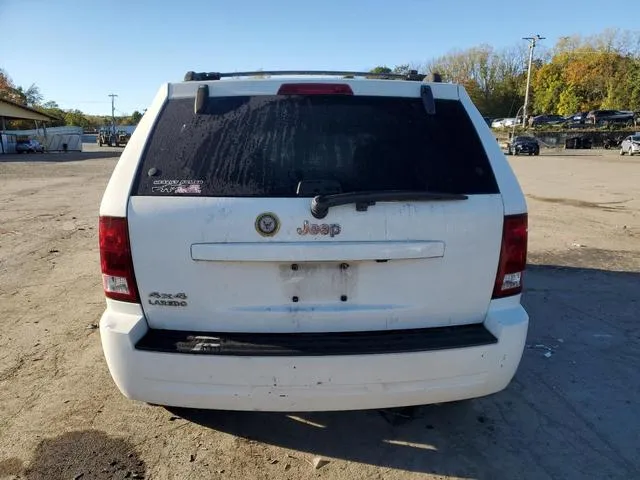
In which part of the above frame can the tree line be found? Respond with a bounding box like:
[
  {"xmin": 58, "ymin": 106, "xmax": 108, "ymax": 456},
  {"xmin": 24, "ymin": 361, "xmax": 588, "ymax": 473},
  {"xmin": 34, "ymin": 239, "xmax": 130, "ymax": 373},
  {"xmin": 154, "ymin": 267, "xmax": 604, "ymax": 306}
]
[
  {"xmin": 374, "ymin": 29, "xmax": 640, "ymax": 118},
  {"xmin": 0, "ymin": 69, "xmax": 143, "ymax": 129},
  {"xmin": 2, "ymin": 28, "xmax": 639, "ymax": 127}
]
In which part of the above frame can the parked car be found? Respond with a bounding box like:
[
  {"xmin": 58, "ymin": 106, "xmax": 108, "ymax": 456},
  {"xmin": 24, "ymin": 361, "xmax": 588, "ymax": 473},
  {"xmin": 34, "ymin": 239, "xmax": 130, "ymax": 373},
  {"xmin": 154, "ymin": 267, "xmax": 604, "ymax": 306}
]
[
  {"xmin": 560, "ymin": 112, "xmax": 589, "ymax": 128},
  {"xmin": 567, "ymin": 112, "xmax": 588, "ymax": 123},
  {"xmin": 619, "ymin": 134, "xmax": 640, "ymax": 156},
  {"xmin": 491, "ymin": 117, "xmax": 521, "ymax": 128},
  {"xmin": 15, "ymin": 139, "xmax": 44, "ymax": 153},
  {"xmin": 502, "ymin": 117, "xmax": 521, "ymax": 128},
  {"xmin": 98, "ymin": 69, "xmax": 529, "ymax": 412},
  {"xmin": 530, "ymin": 114, "xmax": 564, "ymax": 126},
  {"xmin": 507, "ymin": 136, "xmax": 539, "ymax": 156},
  {"xmin": 586, "ymin": 110, "xmax": 634, "ymax": 125}
]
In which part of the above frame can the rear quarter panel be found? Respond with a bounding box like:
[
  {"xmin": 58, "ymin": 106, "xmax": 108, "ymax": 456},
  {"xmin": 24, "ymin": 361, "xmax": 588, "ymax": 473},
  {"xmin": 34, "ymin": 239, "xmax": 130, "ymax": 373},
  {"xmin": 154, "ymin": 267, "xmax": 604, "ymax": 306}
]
[
  {"xmin": 100, "ymin": 84, "xmax": 169, "ymax": 217},
  {"xmin": 458, "ymin": 86, "xmax": 527, "ymax": 216}
]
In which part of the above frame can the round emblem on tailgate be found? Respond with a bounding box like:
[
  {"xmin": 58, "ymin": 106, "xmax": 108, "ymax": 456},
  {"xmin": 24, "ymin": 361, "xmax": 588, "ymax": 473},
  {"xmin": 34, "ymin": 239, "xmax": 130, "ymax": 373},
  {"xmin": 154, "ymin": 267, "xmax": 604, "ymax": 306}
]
[{"xmin": 255, "ymin": 212, "xmax": 280, "ymax": 237}]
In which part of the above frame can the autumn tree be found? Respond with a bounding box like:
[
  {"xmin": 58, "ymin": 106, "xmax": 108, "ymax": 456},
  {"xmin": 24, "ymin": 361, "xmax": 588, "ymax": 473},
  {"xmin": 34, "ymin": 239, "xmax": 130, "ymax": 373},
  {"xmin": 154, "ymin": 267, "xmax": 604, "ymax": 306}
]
[
  {"xmin": 0, "ymin": 69, "xmax": 23, "ymax": 104},
  {"xmin": 424, "ymin": 45, "xmax": 529, "ymax": 117},
  {"xmin": 533, "ymin": 49, "xmax": 640, "ymax": 114},
  {"xmin": 533, "ymin": 29, "xmax": 640, "ymax": 114}
]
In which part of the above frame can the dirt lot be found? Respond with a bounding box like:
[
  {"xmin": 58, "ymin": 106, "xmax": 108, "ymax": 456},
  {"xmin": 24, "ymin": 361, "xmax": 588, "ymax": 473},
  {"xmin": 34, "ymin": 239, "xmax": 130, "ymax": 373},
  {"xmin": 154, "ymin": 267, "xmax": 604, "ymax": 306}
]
[{"xmin": 1, "ymin": 148, "xmax": 639, "ymax": 480}]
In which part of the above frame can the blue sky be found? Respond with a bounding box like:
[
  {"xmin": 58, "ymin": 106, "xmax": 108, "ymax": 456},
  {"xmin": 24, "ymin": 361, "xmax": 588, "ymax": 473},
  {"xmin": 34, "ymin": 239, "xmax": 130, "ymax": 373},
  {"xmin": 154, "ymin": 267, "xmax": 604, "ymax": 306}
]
[{"xmin": 1, "ymin": 0, "xmax": 637, "ymax": 115}]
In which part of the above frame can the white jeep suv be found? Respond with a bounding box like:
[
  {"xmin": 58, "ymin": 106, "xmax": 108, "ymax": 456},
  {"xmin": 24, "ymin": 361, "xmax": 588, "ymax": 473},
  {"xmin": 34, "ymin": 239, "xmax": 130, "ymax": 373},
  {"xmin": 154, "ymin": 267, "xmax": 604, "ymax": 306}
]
[{"xmin": 99, "ymin": 70, "xmax": 529, "ymax": 412}]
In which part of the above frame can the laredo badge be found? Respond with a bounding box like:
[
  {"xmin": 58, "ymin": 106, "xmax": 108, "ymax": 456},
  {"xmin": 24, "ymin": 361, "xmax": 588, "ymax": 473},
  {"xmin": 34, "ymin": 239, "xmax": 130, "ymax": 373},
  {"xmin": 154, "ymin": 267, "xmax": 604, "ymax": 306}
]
[
  {"xmin": 255, "ymin": 212, "xmax": 280, "ymax": 237},
  {"xmin": 148, "ymin": 292, "xmax": 188, "ymax": 307}
]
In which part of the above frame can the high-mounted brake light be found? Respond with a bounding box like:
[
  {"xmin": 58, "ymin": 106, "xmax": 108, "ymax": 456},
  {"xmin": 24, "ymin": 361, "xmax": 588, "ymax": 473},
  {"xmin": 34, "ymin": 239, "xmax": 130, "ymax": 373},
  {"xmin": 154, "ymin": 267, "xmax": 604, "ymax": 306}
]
[
  {"xmin": 277, "ymin": 83, "xmax": 353, "ymax": 95},
  {"xmin": 99, "ymin": 216, "xmax": 139, "ymax": 303},
  {"xmin": 492, "ymin": 214, "xmax": 528, "ymax": 298}
]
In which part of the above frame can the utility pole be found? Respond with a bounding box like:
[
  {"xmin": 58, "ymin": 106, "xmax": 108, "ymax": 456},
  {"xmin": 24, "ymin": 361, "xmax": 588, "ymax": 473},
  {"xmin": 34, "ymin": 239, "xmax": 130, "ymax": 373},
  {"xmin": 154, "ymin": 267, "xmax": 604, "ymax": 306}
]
[
  {"xmin": 522, "ymin": 35, "xmax": 545, "ymax": 127},
  {"xmin": 108, "ymin": 93, "xmax": 118, "ymax": 135}
]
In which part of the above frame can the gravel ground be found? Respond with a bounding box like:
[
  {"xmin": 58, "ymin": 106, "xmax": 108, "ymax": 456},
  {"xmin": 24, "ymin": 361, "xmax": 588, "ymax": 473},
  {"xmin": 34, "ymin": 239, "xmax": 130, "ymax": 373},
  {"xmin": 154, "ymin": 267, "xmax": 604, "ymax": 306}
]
[{"xmin": 0, "ymin": 148, "xmax": 638, "ymax": 480}]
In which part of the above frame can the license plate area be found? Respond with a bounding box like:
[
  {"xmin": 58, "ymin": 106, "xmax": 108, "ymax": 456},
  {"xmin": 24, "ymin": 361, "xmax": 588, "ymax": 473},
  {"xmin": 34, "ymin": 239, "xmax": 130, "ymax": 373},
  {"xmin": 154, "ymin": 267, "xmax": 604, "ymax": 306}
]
[{"xmin": 278, "ymin": 262, "xmax": 356, "ymax": 303}]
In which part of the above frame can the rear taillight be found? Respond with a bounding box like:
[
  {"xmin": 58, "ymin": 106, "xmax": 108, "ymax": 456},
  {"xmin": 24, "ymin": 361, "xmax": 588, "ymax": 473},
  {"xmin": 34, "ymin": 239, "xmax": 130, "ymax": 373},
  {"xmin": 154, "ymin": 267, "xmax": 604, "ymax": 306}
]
[
  {"xmin": 277, "ymin": 83, "xmax": 353, "ymax": 95},
  {"xmin": 99, "ymin": 216, "xmax": 139, "ymax": 303},
  {"xmin": 492, "ymin": 214, "xmax": 528, "ymax": 299}
]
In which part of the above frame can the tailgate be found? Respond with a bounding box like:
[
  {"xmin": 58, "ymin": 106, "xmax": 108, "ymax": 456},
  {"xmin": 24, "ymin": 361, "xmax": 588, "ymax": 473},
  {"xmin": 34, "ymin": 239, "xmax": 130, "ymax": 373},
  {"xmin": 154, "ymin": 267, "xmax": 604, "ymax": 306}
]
[{"xmin": 127, "ymin": 81, "xmax": 503, "ymax": 333}]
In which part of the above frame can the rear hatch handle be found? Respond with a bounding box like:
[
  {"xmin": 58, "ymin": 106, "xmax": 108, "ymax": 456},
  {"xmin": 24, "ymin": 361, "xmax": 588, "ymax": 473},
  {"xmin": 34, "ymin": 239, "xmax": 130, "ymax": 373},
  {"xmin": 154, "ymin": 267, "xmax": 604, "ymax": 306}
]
[{"xmin": 310, "ymin": 190, "xmax": 468, "ymax": 219}]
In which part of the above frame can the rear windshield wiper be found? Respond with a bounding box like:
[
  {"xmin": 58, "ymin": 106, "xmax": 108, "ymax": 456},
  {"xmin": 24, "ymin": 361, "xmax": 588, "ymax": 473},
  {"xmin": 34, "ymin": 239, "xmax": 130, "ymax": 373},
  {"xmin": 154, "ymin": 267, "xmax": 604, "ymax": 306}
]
[{"xmin": 310, "ymin": 190, "xmax": 468, "ymax": 219}]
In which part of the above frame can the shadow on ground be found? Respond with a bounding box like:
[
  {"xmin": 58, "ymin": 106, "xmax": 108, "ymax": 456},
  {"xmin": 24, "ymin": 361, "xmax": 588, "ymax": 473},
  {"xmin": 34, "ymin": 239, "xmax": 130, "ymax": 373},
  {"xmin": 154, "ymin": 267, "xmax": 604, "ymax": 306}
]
[
  {"xmin": 19, "ymin": 430, "xmax": 145, "ymax": 480},
  {"xmin": 169, "ymin": 263, "xmax": 639, "ymax": 479},
  {"xmin": 535, "ymin": 152, "xmax": 603, "ymax": 157},
  {"xmin": 0, "ymin": 151, "xmax": 121, "ymax": 163},
  {"xmin": 171, "ymin": 402, "xmax": 502, "ymax": 478}
]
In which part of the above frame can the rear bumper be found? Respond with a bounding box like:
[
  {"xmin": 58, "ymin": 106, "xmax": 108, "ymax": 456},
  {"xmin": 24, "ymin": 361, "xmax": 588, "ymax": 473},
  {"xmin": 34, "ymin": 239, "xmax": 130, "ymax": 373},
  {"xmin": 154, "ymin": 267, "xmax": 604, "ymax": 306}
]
[{"xmin": 100, "ymin": 303, "xmax": 528, "ymax": 411}]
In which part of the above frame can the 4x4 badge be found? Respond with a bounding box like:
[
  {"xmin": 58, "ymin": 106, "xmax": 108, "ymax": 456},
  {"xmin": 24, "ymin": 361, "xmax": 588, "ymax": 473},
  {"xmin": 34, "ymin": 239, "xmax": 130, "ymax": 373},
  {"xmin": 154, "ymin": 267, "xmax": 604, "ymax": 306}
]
[{"xmin": 255, "ymin": 212, "xmax": 280, "ymax": 237}]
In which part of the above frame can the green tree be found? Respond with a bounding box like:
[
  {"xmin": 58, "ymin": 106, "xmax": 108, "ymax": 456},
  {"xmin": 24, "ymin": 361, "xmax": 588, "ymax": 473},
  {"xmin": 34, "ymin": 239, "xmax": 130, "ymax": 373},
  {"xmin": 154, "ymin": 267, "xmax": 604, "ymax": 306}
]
[
  {"xmin": 130, "ymin": 110, "xmax": 143, "ymax": 124},
  {"xmin": 37, "ymin": 101, "xmax": 65, "ymax": 127},
  {"xmin": 557, "ymin": 84, "xmax": 580, "ymax": 115},
  {"xmin": 63, "ymin": 109, "xmax": 89, "ymax": 127},
  {"xmin": 369, "ymin": 66, "xmax": 392, "ymax": 74},
  {"xmin": 532, "ymin": 62, "xmax": 565, "ymax": 113}
]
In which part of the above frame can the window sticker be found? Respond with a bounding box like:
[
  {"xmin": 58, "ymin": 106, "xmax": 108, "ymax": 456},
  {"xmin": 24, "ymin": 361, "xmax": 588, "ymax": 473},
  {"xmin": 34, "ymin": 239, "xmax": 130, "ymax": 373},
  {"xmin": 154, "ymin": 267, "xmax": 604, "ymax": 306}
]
[{"xmin": 152, "ymin": 179, "xmax": 203, "ymax": 194}]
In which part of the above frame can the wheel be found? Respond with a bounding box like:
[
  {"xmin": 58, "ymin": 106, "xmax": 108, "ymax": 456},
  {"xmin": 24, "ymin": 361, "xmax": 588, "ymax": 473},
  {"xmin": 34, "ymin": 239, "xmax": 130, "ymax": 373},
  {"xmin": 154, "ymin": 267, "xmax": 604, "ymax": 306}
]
[
  {"xmin": 630, "ymin": 147, "xmax": 635, "ymax": 157},
  {"xmin": 534, "ymin": 150, "xmax": 539, "ymax": 156}
]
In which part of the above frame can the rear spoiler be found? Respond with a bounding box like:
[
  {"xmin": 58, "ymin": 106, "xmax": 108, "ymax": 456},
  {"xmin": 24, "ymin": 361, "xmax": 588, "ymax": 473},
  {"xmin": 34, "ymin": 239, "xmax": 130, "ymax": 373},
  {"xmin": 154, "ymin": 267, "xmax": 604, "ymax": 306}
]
[{"xmin": 189, "ymin": 71, "xmax": 442, "ymax": 115}]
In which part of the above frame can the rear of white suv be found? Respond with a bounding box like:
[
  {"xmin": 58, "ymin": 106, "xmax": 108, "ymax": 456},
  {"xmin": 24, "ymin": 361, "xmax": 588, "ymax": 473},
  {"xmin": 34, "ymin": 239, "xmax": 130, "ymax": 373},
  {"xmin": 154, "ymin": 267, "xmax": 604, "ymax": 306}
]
[{"xmin": 99, "ymin": 71, "xmax": 528, "ymax": 411}]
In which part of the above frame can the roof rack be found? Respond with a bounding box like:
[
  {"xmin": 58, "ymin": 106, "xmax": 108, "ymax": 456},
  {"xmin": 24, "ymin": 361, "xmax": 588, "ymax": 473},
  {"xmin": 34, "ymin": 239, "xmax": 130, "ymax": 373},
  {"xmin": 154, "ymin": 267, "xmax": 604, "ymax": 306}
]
[{"xmin": 183, "ymin": 70, "xmax": 431, "ymax": 82}]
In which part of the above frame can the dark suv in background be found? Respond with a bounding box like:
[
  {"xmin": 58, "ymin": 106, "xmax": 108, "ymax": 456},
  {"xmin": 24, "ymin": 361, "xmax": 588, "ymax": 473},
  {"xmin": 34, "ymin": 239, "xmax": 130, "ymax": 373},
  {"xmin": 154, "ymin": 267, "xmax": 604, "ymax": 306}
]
[
  {"xmin": 586, "ymin": 110, "xmax": 634, "ymax": 125},
  {"xmin": 508, "ymin": 136, "xmax": 539, "ymax": 156}
]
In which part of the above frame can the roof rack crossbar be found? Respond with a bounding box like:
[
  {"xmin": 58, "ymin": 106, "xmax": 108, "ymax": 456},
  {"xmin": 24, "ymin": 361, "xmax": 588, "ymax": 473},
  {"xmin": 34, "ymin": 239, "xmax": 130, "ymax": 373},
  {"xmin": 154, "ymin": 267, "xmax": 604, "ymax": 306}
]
[{"xmin": 184, "ymin": 70, "xmax": 427, "ymax": 82}]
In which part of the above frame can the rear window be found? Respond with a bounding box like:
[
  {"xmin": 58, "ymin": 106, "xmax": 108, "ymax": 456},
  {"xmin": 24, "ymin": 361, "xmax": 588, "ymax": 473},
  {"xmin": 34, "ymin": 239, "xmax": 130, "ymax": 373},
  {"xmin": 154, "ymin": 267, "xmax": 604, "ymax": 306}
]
[{"xmin": 133, "ymin": 95, "xmax": 498, "ymax": 197}]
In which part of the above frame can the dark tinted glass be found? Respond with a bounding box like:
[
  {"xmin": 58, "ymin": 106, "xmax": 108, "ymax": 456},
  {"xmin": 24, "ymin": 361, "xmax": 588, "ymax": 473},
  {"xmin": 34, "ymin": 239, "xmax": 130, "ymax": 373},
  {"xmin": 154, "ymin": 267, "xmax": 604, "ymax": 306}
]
[{"xmin": 134, "ymin": 95, "xmax": 498, "ymax": 196}]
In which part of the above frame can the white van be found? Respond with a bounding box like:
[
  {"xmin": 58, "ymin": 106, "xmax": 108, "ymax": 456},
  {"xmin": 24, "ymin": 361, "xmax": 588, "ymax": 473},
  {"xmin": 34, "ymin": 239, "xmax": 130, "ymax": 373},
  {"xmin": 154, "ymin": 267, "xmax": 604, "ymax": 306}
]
[{"xmin": 99, "ymin": 70, "xmax": 529, "ymax": 412}]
